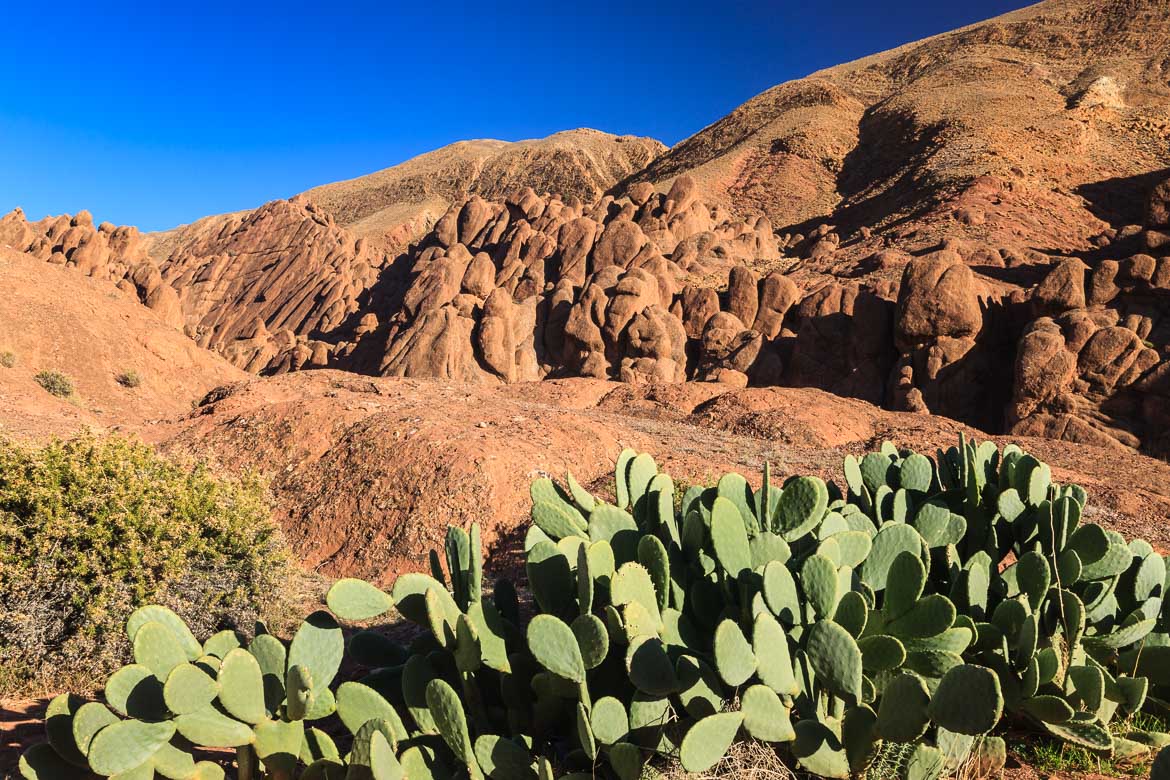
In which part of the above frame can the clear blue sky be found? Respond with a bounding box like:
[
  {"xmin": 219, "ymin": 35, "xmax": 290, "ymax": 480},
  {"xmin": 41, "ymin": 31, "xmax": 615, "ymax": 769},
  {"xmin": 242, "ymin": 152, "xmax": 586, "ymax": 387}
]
[{"xmin": 0, "ymin": 0, "xmax": 1029, "ymax": 232}]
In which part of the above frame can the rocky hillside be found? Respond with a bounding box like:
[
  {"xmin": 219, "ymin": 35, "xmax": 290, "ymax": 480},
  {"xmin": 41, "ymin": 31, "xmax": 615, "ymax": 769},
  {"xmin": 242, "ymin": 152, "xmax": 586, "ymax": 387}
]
[
  {"xmin": 0, "ymin": 246, "xmax": 245, "ymax": 439},
  {"xmin": 156, "ymin": 370, "xmax": 1170, "ymax": 581},
  {"xmin": 147, "ymin": 129, "xmax": 664, "ymax": 259},
  {"xmin": 300, "ymin": 129, "xmax": 666, "ymax": 243},
  {"xmin": 625, "ymin": 0, "xmax": 1170, "ymax": 263}
]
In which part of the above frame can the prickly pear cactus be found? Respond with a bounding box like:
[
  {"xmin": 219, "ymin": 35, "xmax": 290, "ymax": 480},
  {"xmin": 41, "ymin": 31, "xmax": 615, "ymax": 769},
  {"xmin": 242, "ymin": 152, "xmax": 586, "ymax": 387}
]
[{"xmin": 19, "ymin": 440, "xmax": 1170, "ymax": 779}]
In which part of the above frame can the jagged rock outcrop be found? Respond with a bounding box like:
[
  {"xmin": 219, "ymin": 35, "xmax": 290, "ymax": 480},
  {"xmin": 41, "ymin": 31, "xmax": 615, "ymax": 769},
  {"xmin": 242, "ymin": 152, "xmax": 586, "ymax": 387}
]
[
  {"xmin": 0, "ymin": 207, "xmax": 183, "ymax": 328},
  {"xmin": 336, "ymin": 176, "xmax": 786, "ymax": 385},
  {"xmin": 155, "ymin": 196, "xmax": 386, "ymax": 373},
  {"xmin": 1010, "ymin": 238, "xmax": 1170, "ymax": 456}
]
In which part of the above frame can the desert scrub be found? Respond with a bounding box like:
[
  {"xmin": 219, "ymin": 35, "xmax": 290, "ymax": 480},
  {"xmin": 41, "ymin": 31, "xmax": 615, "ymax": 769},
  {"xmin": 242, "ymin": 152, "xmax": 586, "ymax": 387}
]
[
  {"xmin": 33, "ymin": 369, "xmax": 73, "ymax": 397},
  {"xmin": 0, "ymin": 350, "xmax": 15, "ymax": 368},
  {"xmin": 0, "ymin": 434, "xmax": 291, "ymax": 695},
  {"xmin": 115, "ymin": 369, "xmax": 142, "ymax": 388}
]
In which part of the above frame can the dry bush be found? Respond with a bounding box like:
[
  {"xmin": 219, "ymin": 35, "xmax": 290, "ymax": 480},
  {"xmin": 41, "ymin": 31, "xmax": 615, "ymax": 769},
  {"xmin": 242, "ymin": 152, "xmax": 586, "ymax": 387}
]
[{"xmin": 0, "ymin": 434, "xmax": 294, "ymax": 696}]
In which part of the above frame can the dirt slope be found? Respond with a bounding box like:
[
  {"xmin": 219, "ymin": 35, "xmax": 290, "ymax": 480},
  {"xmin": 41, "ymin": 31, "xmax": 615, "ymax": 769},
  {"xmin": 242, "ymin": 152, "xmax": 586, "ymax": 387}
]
[
  {"xmin": 156, "ymin": 371, "xmax": 1170, "ymax": 584},
  {"xmin": 0, "ymin": 247, "xmax": 245, "ymax": 439},
  {"xmin": 626, "ymin": 0, "xmax": 1170, "ymax": 260}
]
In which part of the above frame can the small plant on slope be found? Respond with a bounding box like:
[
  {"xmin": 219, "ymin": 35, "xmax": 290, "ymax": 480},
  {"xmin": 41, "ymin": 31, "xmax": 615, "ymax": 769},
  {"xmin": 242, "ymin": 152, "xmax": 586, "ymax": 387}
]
[
  {"xmin": 16, "ymin": 435, "xmax": 1170, "ymax": 779},
  {"xmin": 115, "ymin": 369, "xmax": 142, "ymax": 388},
  {"xmin": 33, "ymin": 369, "xmax": 73, "ymax": 397}
]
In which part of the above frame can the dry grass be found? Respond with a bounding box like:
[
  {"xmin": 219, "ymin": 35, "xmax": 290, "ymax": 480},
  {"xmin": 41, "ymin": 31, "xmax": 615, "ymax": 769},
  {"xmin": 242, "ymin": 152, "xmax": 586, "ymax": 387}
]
[{"xmin": 658, "ymin": 740, "xmax": 797, "ymax": 780}]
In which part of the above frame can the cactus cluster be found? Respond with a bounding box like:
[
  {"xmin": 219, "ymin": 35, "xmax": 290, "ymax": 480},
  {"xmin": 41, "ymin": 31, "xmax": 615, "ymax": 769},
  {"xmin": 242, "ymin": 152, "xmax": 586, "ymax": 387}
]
[{"xmin": 18, "ymin": 436, "xmax": 1170, "ymax": 779}]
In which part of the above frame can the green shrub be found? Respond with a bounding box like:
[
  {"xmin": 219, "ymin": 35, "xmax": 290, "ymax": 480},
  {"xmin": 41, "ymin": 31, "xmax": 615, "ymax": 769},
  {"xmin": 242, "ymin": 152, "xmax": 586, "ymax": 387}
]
[
  {"xmin": 115, "ymin": 369, "xmax": 142, "ymax": 388},
  {"xmin": 0, "ymin": 435, "xmax": 291, "ymax": 696},
  {"xmin": 33, "ymin": 369, "xmax": 73, "ymax": 397},
  {"xmin": 0, "ymin": 350, "xmax": 15, "ymax": 368},
  {"xmin": 15, "ymin": 436, "xmax": 1170, "ymax": 780}
]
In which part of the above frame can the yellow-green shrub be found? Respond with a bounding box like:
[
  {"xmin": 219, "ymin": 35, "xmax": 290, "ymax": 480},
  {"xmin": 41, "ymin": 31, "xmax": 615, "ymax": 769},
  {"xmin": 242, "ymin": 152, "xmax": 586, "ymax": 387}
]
[{"xmin": 0, "ymin": 435, "xmax": 291, "ymax": 694}]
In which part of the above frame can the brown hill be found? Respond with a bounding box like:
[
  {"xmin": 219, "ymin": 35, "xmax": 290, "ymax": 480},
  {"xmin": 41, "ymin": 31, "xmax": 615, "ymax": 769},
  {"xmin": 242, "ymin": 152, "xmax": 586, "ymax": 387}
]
[
  {"xmin": 301, "ymin": 129, "xmax": 666, "ymax": 243},
  {"xmin": 625, "ymin": 0, "xmax": 1170, "ymax": 263},
  {"xmin": 0, "ymin": 247, "xmax": 245, "ymax": 439},
  {"xmin": 155, "ymin": 370, "xmax": 1170, "ymax": 583},
  {"xmin": 148, "ymin": 129, "xmax": 665, "ymax": 259}
]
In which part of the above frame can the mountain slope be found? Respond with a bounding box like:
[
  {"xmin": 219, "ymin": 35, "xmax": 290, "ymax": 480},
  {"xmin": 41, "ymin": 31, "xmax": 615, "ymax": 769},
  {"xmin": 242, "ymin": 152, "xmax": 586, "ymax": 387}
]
[
  {"xmin": 148, "ymin": 129, "xmax": 665, "ymax": 259},
  {"xmin": 0, "ymin": 247, "xmax": 245, "ymax": 439},
  {"xmin": 301, "ymin": 129, "xmax": 666, "ymax": 244},
  {"xmin": 626, "ymin": 0, "xmax": 1170, "ymax": 260}
]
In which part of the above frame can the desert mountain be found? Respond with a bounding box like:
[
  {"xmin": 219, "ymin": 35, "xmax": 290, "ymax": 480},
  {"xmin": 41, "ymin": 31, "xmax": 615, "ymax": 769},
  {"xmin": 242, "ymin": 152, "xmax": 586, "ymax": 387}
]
[
  {"xmin": 626, "ymin": 0, "xmax": 1170, "ymax": 262},
  {"xmin": 3, "ymin": 0, "xmax": 1170, "ymax": 465},
  {"xmin": 0, "ymin": 245, "xmax": 244, "ymax": 439}
]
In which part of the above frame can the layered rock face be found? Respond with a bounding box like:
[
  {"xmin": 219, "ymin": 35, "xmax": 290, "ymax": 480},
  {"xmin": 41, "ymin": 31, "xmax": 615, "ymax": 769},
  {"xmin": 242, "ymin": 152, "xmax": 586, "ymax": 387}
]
[{"xmin": 155, "ymin": 197, "xmax": 386, "ymax": 373}]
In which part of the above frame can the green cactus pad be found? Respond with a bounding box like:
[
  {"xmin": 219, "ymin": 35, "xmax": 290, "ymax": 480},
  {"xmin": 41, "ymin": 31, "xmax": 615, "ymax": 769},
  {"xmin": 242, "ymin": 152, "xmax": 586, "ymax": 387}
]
[
  {"xmin": 611, "ymin": 562, "xmax": 662, "ymax": 627},
  {"xmin": 133, "ymin": 620, "xmax": 188, "ymax": 682},
  {"xmin": 762, "ymin": 560, "xmax": 801, "ymax": 625},
  {"xmin": 337, "ymin": 682, "xmax": 408, "ymax": 743},
  {"xmin": 1041, "ymin": 713, "xmax": 1114, "ymax": 751},
  {"xmin": 776, "ymin": 476, "xmax": 829, "ymax": 540},
  {"xmin": 326, "ymin": 578, "xmax": 395, "ymax": 621},
  {"xmin": 566, "ymin": 470, "xmax": 596, "ymax": 513},
  {"xmin": 679, "ymin": 712, "xmax": 743, "ymax": 773},
  {"xmin": 427, "ymin": 679, "xmax": 481, "ymax": 777},
  {"xmin": 929, "ymin": 664, "xmax": 1003, "ymax": 735},
  {"xmin": 711, "ymin": 496, "xmax": 752, "ymax": 576},
  {"xmin": 806, "ymin": 620, "xmax": 862, "ymax": 702},
  {"xmin": 288, "ymin": 611, "xmax": 344, "ymax": 694},
  {"xmin": 899, "ymin": 452, "xmax": 934, "ymax": 492},
  {"xmin": 105, "ymin": 664, "xmax": 166, "ymax": 720},
  {"xmin": 202, "ymin": 629, "xmax": 244, "ymax": 659},
  {"xmin": 877, "ymin": 672, "xmax": 931, "ymax": 742},
  {"xmin": 714, "ymin": 619, "xmax": 757, "ymax": 687},
  {"xmin": 254, "ymin": 718, "xmax": 305, "ymax": 776},
  {"xmin": 677, "ymin": 655, "xmax": 726, "ymax": 719},
  {"xmin": 792, "ymin": 718, "xmax": 850, "ymax": 779},
  {"xmin": 162, "ymin": 662, "xmax": 218, "ymax": 716},
  {"xmin": 904, "ymin": 744, "xmax": 946, "ymax": 780},
  {"xmin": 801, "ymin": 553, "xmax": 840, "ymax": 619},
  {"xmin": 215, "ymin": 648, "xmax": 266, "ymax": 724},
  {"xmin": 70, "ymin": 701, "xmax": 119, "ymax": 757},
  {"xmin": 750, "ymin": 531, "xmax": 792, "ymax": 568},
  {"xmin": 834, "ymin": 591, "xmax": 869, "ymax": 637},
  {"xmin": 741, "ymin": 684, "xmax": 795, "ymax": 742},
  {"xmin": 882, "ymin": 551, "xmax": 926, "ymax": 618},
  {"xmin": 626, "ymin": 636, "xmax": 678, "ymax": 695},
  {"xmin": 636, "ymin": 534, "xmax": 670, "ymax": 610},
  {"xmin": 831, "ymin": 530, "xmax": 873, "ymax": 568},
  {"xmin": 753, "ymin": 611, "xmax": 799, "ymax": 695},
  {"xmin": 174, "ymin": 706, "xmax": 253, "ymax": 747},
  {"xmin": 527, "ymin": 614, "xmax": 586, "ymax": 683},
  {"xmin": 591, "ymin": 697, "xmax": 630, "ymax": 745},
  {"xmin": 126, "ymin": 605, "xmax": 202, "ymax": 661},
  {"xmin": 858, "ymin": 635, "xmax": 906, "ymax": 672},
  {"xmin": 473, "ymin": 735, "xmax": 536, "ymax": 780},
  {"xmin": 842, "ymin": 705, "xmax": 879, "ymax": 774},
  {"xmin": 887, "ymin": 594, "xmax": 957, "ymax": 638},
  {"xmin": 18, "ymin": 743, "xmax": 82, "ymax": 780},
  {"xmin": 532, "ymin": 500, "xmax": 587, "ymax": 540},
  {"xmin": 863, "ymin": 524, "xmax": 926, "ymax": 591},
  {"xmin": 571, "ymin": 613, "xmax": 609, "ymax": 670},
  {"xmin": 88, "ymin": 718, "xmax": 175, "ymax": 776}
]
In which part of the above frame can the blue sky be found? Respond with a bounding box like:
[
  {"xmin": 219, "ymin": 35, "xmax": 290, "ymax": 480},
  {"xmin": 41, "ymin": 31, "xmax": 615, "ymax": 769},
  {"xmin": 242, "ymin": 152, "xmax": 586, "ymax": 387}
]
[{"xmin": 0, "ymin": 1, "xmax": 1028, "ymax": 231}]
